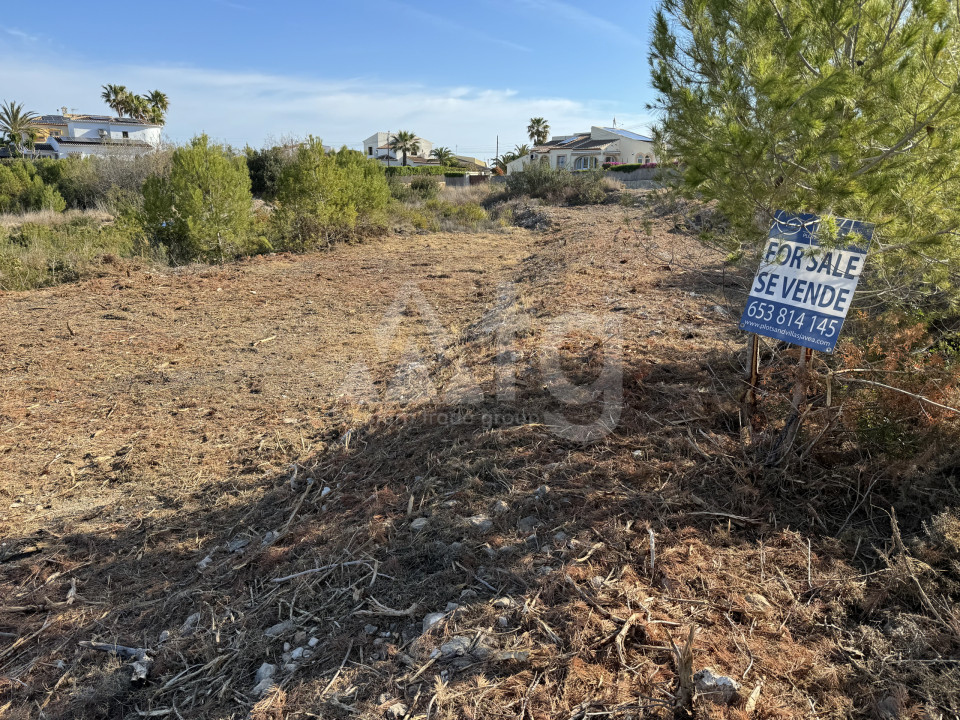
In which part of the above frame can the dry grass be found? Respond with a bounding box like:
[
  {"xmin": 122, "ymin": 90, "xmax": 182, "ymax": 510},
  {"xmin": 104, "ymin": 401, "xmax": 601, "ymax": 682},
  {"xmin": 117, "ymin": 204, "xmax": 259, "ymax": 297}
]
[
  {"xmin": 0, "ymin": 199, "xmax": 957, "ymax": 719},
  {"xmin": 0, "ymin": 208, "xmax": 113, "ymax": 230}
]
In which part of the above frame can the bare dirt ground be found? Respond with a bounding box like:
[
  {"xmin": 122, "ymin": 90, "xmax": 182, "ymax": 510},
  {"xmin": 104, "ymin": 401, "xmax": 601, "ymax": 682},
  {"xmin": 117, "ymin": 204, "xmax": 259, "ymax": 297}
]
[{"xmin": 1, "ymin": 198, "xmax": 957, "ymax": 720}]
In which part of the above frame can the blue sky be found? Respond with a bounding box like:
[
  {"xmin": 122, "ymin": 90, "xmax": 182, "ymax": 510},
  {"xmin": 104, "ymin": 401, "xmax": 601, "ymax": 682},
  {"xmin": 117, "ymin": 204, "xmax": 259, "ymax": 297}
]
[{"xmin": 0, "ymin": 0, "xmax": 659, "ymax": 163}]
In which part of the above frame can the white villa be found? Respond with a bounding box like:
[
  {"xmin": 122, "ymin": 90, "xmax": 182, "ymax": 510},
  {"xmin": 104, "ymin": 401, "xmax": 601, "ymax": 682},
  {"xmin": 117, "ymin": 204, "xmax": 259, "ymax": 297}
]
[
  {"xmin": 17, "ymin": 113, "xmax": 162, "ymax": 159},
  {"xmin": 506, "ymin": 126, "xmax": 658, "ymax": 174},
  {"xmin": 362, "ymin": 131, "xmax": 435, "ymax": 166}
]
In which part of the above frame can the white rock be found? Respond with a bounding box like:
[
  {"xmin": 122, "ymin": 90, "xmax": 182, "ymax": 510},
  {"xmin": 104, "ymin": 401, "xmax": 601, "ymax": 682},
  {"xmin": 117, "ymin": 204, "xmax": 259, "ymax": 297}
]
[
  {"xmin": 197, "ymin": 555, "xmax": 213, "ymax": 570},
  {"xmin": 308, "ymin": 637, "xmax": 320, "ymax": 648},
  {"xmin": 491, "ymin": 500, "xmax": 510, "ymax": 515},
  {"xmin": 439, "ymin": 636, "xmax": 473, "ymax": 657},
  {"xmin": 252, "ymin": 678, "xmax": 275, "ymax": 697},
  {"xmin": 364, "ymin": 624, "xmax": 379, "ymax": 634},
  {"xmin": 497, "ymin": 616, "xmax": 509, "ymax": 627},
  {"xmin": 387, "ymin": 702, "xmax": 408, "ymax": 719},
  {"xmin": 255, "ymin": 662, "xmax": 277, "ymax": 684},
  {"xmin": 180, "ymin": 612, "xmax": 201, "ymax": 636},
  {"xmin": 291, "ymin": 646, "xmax": 305, "ymax": 660},
  {"xmin": 445, "ymin": 602, "xmax": 459, "ymax": 612},
  {"xmin": 694, "ymin": 668, "xmax": 741, "ymax": 704},
  {"xmin": 410, "ymin": 517, "xmax": 429, "ymax": 531},
  {"xmin": 422, "ymin": 613, "xmax": 446, "ymax": 633},
  {"xmin": 518, "ymin": 516, "xmax": 540, "ymax": 533},
  {"xmin": 158, "ymin": 630, "xmax": 170, "ymax": 644},
  {"xmin": 493, "ymin": 597, "xmax": 518, "ymax": 609},
  {"xmin": 283, "ymin": 642, "xmax": 291, "ymax": 652},
  {"xmin": 465, "ymin": 515, "xmax": 493, "ymax": 532},
  {"xmin": 283, "ymin": 662, "xmax": 299, "ymax": 673},
  {"xmin": 264, "ymin": 619, "xmax": 294, "ymax": 638},
  {"xmin": 320, "ymin": 486, "xmax": 331, "ymax": 498}
]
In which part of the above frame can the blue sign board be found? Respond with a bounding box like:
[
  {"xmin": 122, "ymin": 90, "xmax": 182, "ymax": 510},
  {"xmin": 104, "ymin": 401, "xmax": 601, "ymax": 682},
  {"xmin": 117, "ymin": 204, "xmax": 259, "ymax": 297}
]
[{"xmin": 739, "ymin": 211, "xmax": 873, "ymax": 353}]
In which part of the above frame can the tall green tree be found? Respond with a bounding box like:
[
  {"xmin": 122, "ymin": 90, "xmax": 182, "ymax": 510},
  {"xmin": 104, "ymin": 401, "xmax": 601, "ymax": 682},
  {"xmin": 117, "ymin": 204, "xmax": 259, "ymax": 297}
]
[
  {"xmin": 513, "ymin": 143, "xmax": 531, "ymax": 158},
  {"xmin": 100, "ymin": 84, "xmax": 128, "ymax": 116},
  {"xmin": 430, "ymin": 146, "xmax": 455, "ymax": 165},
  {"xmin": 143, "ymin": 134, "xmax": 255, "ymax": 263},
  {"xmin": 388, "ymin": 130, "xmax": 420, "ymax": 166},
  {"xmin": 527, "ymin": 117, "xmax": 549, "ymax": 145},
  {"xmin": 0, "ymin": 101, "xmax": 40, "ymax": 157},
  {"xmin": 145, "ymin": 90, "xmax": 169, "ymax": 125},
  {"xmin": 650, "ymin": 0, "xmax": 960, "ymax": 306}
]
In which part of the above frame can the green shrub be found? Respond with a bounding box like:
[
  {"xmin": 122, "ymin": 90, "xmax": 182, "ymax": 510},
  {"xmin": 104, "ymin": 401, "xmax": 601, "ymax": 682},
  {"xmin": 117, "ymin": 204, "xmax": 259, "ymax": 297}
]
[
  {"xmin": 245, "ymin": 144, "xmax": 289, "ymax": 199},
  {"xmin": 0, "ymin": 213, "xmax": 143, "ymax": 290},
  {"xmin": 410, "ymin": 176, "xmax": 441, "ymax": 200},
  {"xmin": 384, "ymin": 166, "xmax": 467, "ymax": 177},
  {"xmin": 273, "ymin": 138, "xmax": 390, "ymax": 251},
  {"xmin": 504, "ymin": 163, "xmax": 610, "ymax": 205},
  {"xmin": 0, "ymin": 161, "xmax": 66, "ymax": 213},
  {"xmin": 142, "ymin": 134, "xmax": 257, "ymax": 263}
]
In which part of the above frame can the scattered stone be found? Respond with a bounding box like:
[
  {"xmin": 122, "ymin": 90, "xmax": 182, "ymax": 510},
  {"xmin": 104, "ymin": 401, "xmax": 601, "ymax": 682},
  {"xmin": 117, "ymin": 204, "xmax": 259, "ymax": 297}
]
[
  {"xmin": 320, "ymin": 486, "xmax": 331, "ymax": 498},
  {"xmin": 445, "ymin": 602, "xmax": 459, "ymax": 612},
  {"xmin": 491, "ymin": 500, "xmax": 510, "ymax": 515},
  {"xmin": 694, "ymin": 668, "xmax": 741, "ymax": 704},
  {"xmin": 497, "ymin": 616, "xmax": 509, "ymax": 628},
  {"xmin": 590, "ymin": 576, "xmax": 604, "ymax": 588},
  {"xmin": 282, "ymin": 651, "xmax": 292, "ymax": 663},
  {"xmin": 534, "ymin": 484, "xmax": 550, "ymax": 499},
  {"xmin": 264, "ymin": 619, "xmax": 294, "ymax": 638},
  {"xmin": 158, "ymin": 630, "xmax": 170, "ymax": 644},
  {"xmin": 291, "ymin": 647, "xmax": 305, "ymax": 660},
  {"xmin": 293, "ymin": 631, "xmax": 307, "ymax": 645},
  {"xmin": 227, "ymin": 536, "xmax": 250, "ymax": 553},
  {"xmin": 180, "ymin": 612, "xmax": 201, "ymax": 636},
  {"xmin": 460, "ymin": 589, "xmax": 478, "ymax": 599},
  {"xmin": 308, "ymin": 637, "xmax": 320, "ymax": 648},
  {"xmin": 410, "ymin": 517, "xmax": 429, "ymax": 531},
  {"xmin": 252, "ymin": 662, "xmax": 277, "ymax": 696},
  {"xmin": 197, "ymin": 555, "xmax": 213, "ymax": 570},
  {"xmin": 386, "ymin": 702, "xmax": 408, "ymax": 719},
  {"xmin": 283, "ymin": 662, "xmax": 299, "ymax": 673},
  {"xmin": 364, "ymin": 624, "xmax": 379, "ymax": 635},
  {"xmin": 518, "ymin": 516, "xmax": 540, "ymax": 533},
  {"xmin": 632, "ymin": 449, "xmax": 645, "ymax": 458},
  {"xmin": 536, "ymin": 566, "xmax": 554, "ymax": 576},
  {"xmin": 493, "ymin": 597, "xmax": 518, "ymax": 609},
  {"xmin": 439, "ymin": 636, "xmax": 473, "ymax": 657},
  {"xmin": 283, "ymin": 642, "xmax": 291, "ymax": 653},
  {"xmin": 465, "ymin": 515, "xmax": 493, "ymax": 532},
  {"xmin": 260, "ymin": 530, "xmax": 279, "ymax": 547},
  {"xmin": 422, "ymin": 613, "xmax": 446, "ymax": 633},
  {"xmin": 742, "ymin": 593, "xmax": 775, "ymax": 618},
  {"xmin": 553, "ymin": 532, "xmax": 568, "ymax": 544}
]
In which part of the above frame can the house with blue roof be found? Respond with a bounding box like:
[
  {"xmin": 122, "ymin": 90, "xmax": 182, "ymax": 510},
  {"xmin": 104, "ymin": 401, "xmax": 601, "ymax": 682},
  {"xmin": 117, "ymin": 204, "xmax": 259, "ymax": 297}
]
[{"xmin": 505, "ymin": 126, "xmax": 658, "ymax": 174}]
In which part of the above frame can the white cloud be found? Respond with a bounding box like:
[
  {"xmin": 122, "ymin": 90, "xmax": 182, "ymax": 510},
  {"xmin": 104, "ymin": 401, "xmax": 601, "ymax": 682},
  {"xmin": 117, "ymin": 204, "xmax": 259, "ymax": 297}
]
[{"xmin": 0, "ymin": 53, "xmax": 654, "ymax": 160}]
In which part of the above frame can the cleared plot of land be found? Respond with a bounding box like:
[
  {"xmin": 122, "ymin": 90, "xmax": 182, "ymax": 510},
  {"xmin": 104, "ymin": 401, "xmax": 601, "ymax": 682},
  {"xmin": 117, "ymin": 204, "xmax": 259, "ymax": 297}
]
[{"xmin": 0, "ymin": 200, "xmax": 956, "ymax": 720}]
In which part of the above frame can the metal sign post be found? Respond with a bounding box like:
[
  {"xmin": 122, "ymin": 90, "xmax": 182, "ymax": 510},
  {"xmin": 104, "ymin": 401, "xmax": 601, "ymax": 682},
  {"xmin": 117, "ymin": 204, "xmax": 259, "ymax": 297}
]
[{"xmin": 739, "ymin": 211, "xmax": 873, "ymax": 456}]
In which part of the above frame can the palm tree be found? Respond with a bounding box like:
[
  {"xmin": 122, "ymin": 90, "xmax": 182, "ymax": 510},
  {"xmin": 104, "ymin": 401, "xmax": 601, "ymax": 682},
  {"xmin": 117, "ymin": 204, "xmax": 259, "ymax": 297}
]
[
  {"xmin": 0, "ymin": 101, "xmax": 40, "ymax": 156},
  {"xmin": 513, "ymin": 143, "xmax": 531, "ymax": 158},
  {"xmin": 430, "ymin": 146, "xmax": 455, "ymax": 165},
  {"xmin": 101, "ymin": 84, "xmax": 128, "ymax": 117},
  {"xmin": 146, "ymin": 90, "xmax": 169, "ymax": 125},
  {"xmin": 389, "ymin": 130, "xmax": 420, "ymax": 166},
  {"xmin": 527, "ymin": 117, "xmax": 550, "ymax": 146},
  {"xmin": 494, "ymin": 151, "xmax": 518, "ymax": 174}
]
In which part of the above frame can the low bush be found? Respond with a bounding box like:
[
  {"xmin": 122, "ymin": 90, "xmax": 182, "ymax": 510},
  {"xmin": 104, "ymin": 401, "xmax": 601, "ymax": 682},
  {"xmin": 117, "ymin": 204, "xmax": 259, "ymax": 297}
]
[
  {"xmin": 272, "ymin": 139, "xmax": 391, "ymax": 251},
  {"xmin": 0, "ymin": 212, "xmax": 144, "ymax": 290},
  {"xmin": 384, "ymin": 166, "xmax": 467, "ymax": 177},
  {"xmin": 604, "ymin": 162, "xmax": 660, "ymax": 172},
  {"xmin": 409, "ymin": 176, "xmax": 441, "ymax": 200},
  {"xmin": 505, "ymin": 163, "xmax": 613, "ymax": 205},
  {"xmin": 0, "ymin": 161, "xmax": 66, "ymax": 213}
]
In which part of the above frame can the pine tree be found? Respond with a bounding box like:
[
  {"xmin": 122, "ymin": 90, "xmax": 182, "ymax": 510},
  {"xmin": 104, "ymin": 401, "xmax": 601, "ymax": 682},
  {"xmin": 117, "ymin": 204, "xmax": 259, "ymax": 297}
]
[
  {"xmin": 143, "ymin": 134, "xmax": 255, "ymax": 263},
  {"xmin": 650, "ymin": 0, "xmax": 960, "ymax": 306}
]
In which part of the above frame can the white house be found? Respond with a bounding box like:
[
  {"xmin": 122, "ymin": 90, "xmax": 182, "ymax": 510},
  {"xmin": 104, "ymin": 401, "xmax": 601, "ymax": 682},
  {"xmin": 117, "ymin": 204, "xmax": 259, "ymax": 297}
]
[
  {"xmin": 31, "ymin": 113, "xmax": 161, "ymax": 159},
  {"xmin": 506, "ymin": 126, "xmax": 658, "ymax": 174},
  {"xmin": 361, "ymin": 131, "xmax": 434, "ymax": 166}
]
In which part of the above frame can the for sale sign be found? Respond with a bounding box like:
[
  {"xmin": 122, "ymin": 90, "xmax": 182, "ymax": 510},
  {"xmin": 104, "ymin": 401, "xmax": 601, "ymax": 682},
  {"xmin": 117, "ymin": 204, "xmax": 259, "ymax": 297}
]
[{"xmin": 739, "ymin": 210, "xmax": 873, "ymax": 353}]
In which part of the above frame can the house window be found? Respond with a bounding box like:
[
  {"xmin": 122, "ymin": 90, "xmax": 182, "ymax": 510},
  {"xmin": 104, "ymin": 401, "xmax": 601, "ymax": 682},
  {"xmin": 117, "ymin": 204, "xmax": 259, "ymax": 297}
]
[
  {"xmin": 605, "ymin": 156, "xmax": 614, "ymax": 163},
  {"xmin": 556, "ymin": 155, "xmax": 566, "ymax": 167},
  {"xmin": 368, "ymin": 146, "xmax": 373, "ymax": 155},
  {"xmin": 574, "ymin": 156, "xmax": 598, "ymax": 170},
  {"xmin": 644, "ymin": 155, "xmax": 651, "ymax": 164},
  {"xmin": 122, "ymin": 131, "xmax": 129, "ymax": 139}
]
